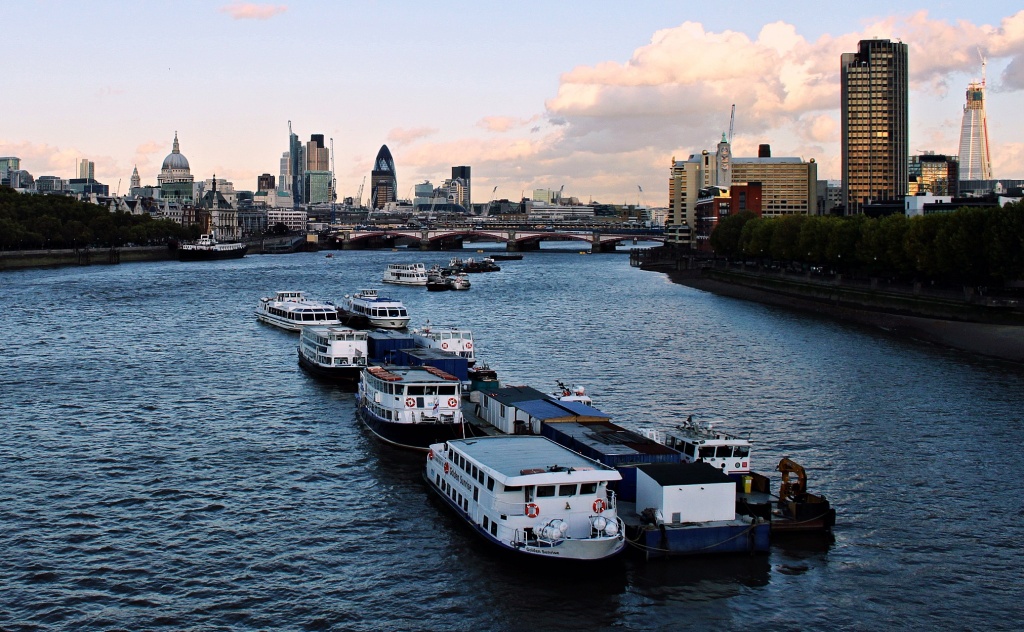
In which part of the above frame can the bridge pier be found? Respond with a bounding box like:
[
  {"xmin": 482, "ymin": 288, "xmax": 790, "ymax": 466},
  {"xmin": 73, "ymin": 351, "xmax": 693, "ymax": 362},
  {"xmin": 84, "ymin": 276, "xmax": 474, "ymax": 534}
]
[{"xmin": 591, "ymin": 240, "xmax": 619, "ymax": 253}]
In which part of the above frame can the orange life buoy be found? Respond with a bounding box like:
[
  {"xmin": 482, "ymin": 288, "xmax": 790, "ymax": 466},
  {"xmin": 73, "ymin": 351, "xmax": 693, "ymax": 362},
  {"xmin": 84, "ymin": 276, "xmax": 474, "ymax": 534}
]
[
  {"xmin": 442, "ymin": 342, "xmax": 449, "ymax": 349},
  {"xmin": 465, "ymin": 342, "xmax": 472, "ymax": 349},
  {"xmin": 593, "ymin": 498, "xmax": 606, "ymax": 513},
  {"xmin": 447, "ymin": 397, "xmax": 458, "ymax": 408},
  {"xmin": 406, "ymin": 397, "xmax": 416, "ymax": 407},
  {"xmin": 444, "ymin": 461, "xmax": 450, "ymax": 474},
  {"xmin": 526, "ymin": 502, "xmax": 540, "ymax": 518}
]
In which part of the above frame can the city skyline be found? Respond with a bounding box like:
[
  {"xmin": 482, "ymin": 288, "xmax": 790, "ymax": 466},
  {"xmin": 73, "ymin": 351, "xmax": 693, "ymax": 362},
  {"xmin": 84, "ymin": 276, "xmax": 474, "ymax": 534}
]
[{"xmin": 2, "ymin": 2, "xmax": 1023, "ymax": 204}]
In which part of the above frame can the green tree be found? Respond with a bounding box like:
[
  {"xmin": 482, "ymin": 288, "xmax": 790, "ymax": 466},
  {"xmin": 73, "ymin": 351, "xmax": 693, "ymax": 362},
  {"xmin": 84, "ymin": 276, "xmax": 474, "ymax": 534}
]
[{"xmin": 709, "ymin": 211, "xmax": 756, "ymax": 258}]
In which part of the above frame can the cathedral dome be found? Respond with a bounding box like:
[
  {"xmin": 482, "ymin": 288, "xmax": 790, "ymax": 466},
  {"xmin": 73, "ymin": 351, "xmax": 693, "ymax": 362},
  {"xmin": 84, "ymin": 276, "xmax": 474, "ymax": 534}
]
[{"xmin": 161, "ymin": 132, "xmax": 190, "ymax": 171}]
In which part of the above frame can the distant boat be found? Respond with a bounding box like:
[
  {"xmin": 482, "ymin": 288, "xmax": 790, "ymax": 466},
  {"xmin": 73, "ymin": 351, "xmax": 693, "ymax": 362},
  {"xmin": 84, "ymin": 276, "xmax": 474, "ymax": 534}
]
[{"xmin": 177, "ymin": 234, "xmax": 247, "ymax": 261}]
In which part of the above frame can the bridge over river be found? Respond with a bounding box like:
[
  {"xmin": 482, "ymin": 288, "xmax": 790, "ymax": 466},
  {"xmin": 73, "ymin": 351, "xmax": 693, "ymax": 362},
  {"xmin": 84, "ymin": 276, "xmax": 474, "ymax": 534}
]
[{"xmin": 327, "ymin": 225, "xmax": 665, "ymax": 252}]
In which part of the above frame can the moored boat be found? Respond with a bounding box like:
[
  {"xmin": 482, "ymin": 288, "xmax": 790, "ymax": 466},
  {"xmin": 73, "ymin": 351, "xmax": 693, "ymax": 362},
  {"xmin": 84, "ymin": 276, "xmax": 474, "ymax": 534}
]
[
  {"xmin": 383, "ymin": 263, "xmax": 429, "ymax": 286},
  {"xmin": 340, "ymin": 289, "xmax": 411, "ymax": 329},
  {"xmin": 178, "ymin": 233, "xmax": 247, "ymax": 261},
  {"xmin": 409, "ymin": 324, "xmax": 476, "ymax": 366},
  {"xmin": 297, "ymin": 325, "xmax": 369, "ymax": 382},
  {"xmin": 424, "ymin": 435, "xmax": 626, "ymax": 561},
  {"xmin": 357, "ymin": 365, "xmax": 466, "ymax": 450},
  {"xmin": 446, "ymin": 274, "xmax": 471, "ymax": 290},
  {"xmin": 256, "ymin": 290, "xmax": 342, "ymax": 332}
]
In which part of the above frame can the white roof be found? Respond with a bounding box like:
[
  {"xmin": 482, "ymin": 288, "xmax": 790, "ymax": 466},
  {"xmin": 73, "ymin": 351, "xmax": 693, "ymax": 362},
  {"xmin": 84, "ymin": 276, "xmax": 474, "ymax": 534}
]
[{"xmin": 442, "ymin": 436, "xmax": 620, "ymax": 485}]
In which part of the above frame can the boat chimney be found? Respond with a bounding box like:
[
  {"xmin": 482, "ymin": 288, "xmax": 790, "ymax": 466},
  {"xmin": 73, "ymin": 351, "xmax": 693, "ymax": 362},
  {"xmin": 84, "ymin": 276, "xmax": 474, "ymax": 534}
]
[{"xmin": 758, "ymin": 144, "xmax": 771, "ymax": 158}]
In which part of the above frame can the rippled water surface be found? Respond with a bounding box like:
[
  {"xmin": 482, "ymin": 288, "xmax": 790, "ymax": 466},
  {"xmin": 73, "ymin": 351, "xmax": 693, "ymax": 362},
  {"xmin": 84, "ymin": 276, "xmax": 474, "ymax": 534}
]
[{"xmin": 2, "ymin": 245, "xmax": 1022, "ymax": 630}]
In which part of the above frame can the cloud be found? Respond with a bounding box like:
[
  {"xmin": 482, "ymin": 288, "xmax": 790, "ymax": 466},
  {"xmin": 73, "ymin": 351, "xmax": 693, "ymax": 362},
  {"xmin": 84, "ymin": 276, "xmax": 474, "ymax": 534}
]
[
  {"xmin": 386, "ymin": 127, "xmax": 439, "ymax": 146},
  {"xmin": 219, "ymin": 3, "xmax": 287, "ymax": 20}
]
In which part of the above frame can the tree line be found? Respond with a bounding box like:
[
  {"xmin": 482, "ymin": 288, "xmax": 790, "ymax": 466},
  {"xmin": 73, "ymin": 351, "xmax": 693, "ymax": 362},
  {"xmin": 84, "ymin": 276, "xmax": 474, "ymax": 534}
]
[
  {"xmin": 708, "ymin": 202, "xmax": 1024, "ymax": 286},
  {"xmin": 0, "ymin": 186, "xmax": 198, "ymax": 250}
]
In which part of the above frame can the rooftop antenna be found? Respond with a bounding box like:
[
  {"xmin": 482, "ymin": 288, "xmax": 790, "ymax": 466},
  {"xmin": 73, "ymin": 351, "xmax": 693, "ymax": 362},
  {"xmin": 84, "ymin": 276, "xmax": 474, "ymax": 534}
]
[{"xmin": 978, "ymin": 48, "xmax": 987, "ymax": 86}]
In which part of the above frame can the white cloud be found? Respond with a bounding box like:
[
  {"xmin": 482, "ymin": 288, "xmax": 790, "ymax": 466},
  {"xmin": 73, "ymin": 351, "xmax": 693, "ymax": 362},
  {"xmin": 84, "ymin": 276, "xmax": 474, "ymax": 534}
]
[{"xmin": 386, "ymin": 127, "xmax": 439, "ymax": 146}]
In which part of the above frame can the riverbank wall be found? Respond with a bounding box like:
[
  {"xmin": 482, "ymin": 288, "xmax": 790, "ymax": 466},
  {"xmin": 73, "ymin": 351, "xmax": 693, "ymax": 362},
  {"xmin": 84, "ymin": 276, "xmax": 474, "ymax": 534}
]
[
  {"xmin": 0, "ymin": 246, "xmax": 174, "ymax": 270},
  {"xmin": 634, "ymin": 252, "xmax": 1024, "ymax": 363}
]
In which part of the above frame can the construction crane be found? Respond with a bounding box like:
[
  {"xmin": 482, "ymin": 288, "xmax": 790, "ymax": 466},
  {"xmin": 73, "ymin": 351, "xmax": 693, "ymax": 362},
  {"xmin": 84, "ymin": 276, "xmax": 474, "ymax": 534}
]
[
  {"xmin": 355, "ymin": 176, "xmax": 365, "ymax": 210},
  {"xmin": 728, "ymin": 104, "xmax": 736, "ymax": 145},
  {"xmin": 330, "ymin": 137, "xmax": 337, "ymax": 224}
]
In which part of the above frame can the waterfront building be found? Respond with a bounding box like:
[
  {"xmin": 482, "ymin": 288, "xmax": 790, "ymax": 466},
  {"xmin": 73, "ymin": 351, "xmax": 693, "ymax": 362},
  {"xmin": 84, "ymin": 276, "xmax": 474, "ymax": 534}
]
[
  {"xmin": 157, "ymin": 132, "xmax": 195, "ymax": 204},
  {"xmin": 452, "ymin": 165, "xmax": 471, "ymax": 208},
  {"xmin": 267, "ymin": 208, "xmax": 308, "ymax": 232},
  {"xmin": 35, "ymin": 176, "xmax": 66, "ymax": 193},
  {"xmin": 130, "ymin": 166, "xmax": 141, "ymax": 191},
  {"xmin": 959, "ymin": 179, "xmax": 1024, "ymax": 197},
  {"xmin": 370, "ymin": 144, "xmax": 397, "ymax": 210},
  {"xmin": 958, "ymin": 66, "xmax": 993, "ymax": 181},
  {"xmin": 816, "ymin": 180, "xmax": 842, "ymax": 214},
  {"xmin": 78, "ymin": 159, "xmax": 95, "ymax": 181},
  {"xmin": 197, "ymin": 176, "xmax": 239, "ymax": 239},
  {"xmin": 257, "ymin": 173, "xmax": 276, "ymax": 193},
  {"xmin": 279, "ymin": 151, "xmax": 291, "ymax": 194},
  {"xmin": 840, "ymin": 39, "xmax": 909, "ymax": 215},
  {"xmin": 909, "ymin": 154, "xmax": 959, "ymax": 197},
  {"xmin": 1, "ymin": 157, "xmax": 21, "ymax": 179},
  {"xmin": 413, "ymin": 181, "xmax": 434, "ymax": 208},
  {"xmin": 732, "ymin": 154, "xmax": 816, "ymax": 216},
  {"xmin": 237, "ymin": 209, "xmax": 268, "ymax": 236},
  {"xmin": 201, "ymin": 177, "xmax": 237, "ymax": 209},
  {"xmin": 305, "ymin": 170, "xmax": 332, "ymax": 205}
]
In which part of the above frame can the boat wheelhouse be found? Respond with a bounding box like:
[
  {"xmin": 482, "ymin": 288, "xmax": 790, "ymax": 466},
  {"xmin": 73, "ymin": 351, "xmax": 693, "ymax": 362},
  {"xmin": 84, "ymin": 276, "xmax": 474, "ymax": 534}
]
[
  {"xmin": 357, "ymin": 365, "xmax": 466, "ymax": 450},
  {"xmin": 297, "ymin": 326, "xmax": 369, "ymax": 382},
  {"xmin": 641, "ymin": 416, "xmax": 751, "ymax": 475},
  {"xmin": 340, "ymin": 289, "xmax": 410, "ymax": 329},
  {"xmin": 553, "ymin": 380, "xmax": 592, "ymax": 406},
  {"xmin": 383, "ymin": 263, "xmax": 429, "ymax": 286},
  {"xmin": 409, "ymin": 324, "xmax": 476, "ymax": 365},
  {"xmin": 424, "ymin": 435, "xmax": 625, "ymax": 561},
  {"xmin": 255, "ymin": 291, "xmax": 342, "ymax": 332}
]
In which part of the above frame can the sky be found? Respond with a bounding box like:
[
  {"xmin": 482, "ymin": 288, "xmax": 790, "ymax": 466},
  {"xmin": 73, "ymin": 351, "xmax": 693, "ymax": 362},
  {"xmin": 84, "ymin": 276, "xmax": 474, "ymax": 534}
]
[{"xmin": 3, "ymin": 1, "xmax": 1024, "ymax": 206}]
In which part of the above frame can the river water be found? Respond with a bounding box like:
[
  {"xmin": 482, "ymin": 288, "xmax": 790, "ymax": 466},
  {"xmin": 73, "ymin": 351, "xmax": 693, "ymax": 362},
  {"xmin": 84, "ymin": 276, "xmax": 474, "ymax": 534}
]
[{"xmin": 2, "ymin": 244, "xmax": 1022, "ymax": 631}]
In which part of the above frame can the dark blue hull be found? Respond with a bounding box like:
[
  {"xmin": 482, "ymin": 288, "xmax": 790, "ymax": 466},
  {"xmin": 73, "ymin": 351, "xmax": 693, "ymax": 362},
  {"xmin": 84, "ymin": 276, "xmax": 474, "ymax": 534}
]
[
  {"xmin": 297, "ymin": 353, "xmax": 363, "ymax": 384},
  {"xmin": 630, "ymin": 521, "xmax": 770, "ymax": 560},
  {"xmin": 358, "ymin": 405, "xmax": 465, "ymax": 451}
]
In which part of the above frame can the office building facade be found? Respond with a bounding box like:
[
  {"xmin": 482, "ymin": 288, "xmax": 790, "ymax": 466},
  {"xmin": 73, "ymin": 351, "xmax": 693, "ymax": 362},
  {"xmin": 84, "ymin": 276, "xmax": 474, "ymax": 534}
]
[{"xmin": 840, "ymin": 39, "xmax": 909, "ymax": 214}]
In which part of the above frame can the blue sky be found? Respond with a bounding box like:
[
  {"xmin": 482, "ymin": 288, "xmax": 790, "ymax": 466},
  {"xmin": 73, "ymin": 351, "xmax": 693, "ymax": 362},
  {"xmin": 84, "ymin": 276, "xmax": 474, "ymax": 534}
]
[{"xmin": 3, "ymin": 2, "xmax": 1023, "ymax": 204}]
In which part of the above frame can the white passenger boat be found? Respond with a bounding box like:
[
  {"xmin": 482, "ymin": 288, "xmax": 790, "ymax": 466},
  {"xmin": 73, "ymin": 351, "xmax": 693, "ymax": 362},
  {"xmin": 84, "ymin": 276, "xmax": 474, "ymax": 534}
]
[
  {"xmin": 409, "ymin": 324, "xmax": 476, "ymax": 366},
  {"xmin": 357, "ymin": 365, "xmax": 466, "ymax": 450},
  {"xmin": 340, "ymin": 289, "xmax": 410, "ymax": 329},
  {"xmin": 383, "ymin": 263, "xmax": 428, "ymax": 286},
  {"xmin": 424, "ymin": 435, "xmax": 626, "ymax": 561},
  {"xmin": 640, "ymin": 415, "xmax": 751, "ymax": 475},
  {"xmin": 178, "ymin": 233, "xmax": 247, "ymax": 261},
  {"xmin": 255, "ymin": 290, "xmax": 342, "ymax": 332},
  {"xmin": 297, "ymin": 326, "xmax": 369, "ymax": 382}
]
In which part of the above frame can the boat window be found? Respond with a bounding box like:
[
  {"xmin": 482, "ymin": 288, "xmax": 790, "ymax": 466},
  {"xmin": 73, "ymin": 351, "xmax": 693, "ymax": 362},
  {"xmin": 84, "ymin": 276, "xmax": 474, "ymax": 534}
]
[
  {"xmin": 580, "ymin": 482, "xmax": 597, "ymax": 494},
  {"xmin": 558, "ymin": 484, "xmax": 577, "ymax": 497},
  {"xmin": 439, "ymin": 386, "xmax": 457, "ymax": 395},
  {"xmin": 683, "ymin": 443, "xmax": 696, "ymax": 457},
  {"xmin": 442, "ymin": 333, "xmax": 451, "ymax": 339},
  {"xmin": 536, "ymin": 485, "xmax": 555, "ymax": 498},
  {"xmin": 699, "ymin": 446, "xmax": 716, "ymax": 459},
  {"xmin": 735, "ymin": 446, "xmax": 750, "ymax": 458},
  {"xmin": 424, "ymin": 386, "xmax": 438, "ymax": 396},
  {"xmin": 473, "ymin": 488, "xmax": 479, "ymax": 502},
  {"xmin": 490, "ymin": 522, "xmax": 498, "ymax": 536},
  {"xmin": 483, "ymin": 516, "xmax": 489, "ymax": 529},
  {"xmin": 407, "ymin": 386, "xmax": 425, "ymax": 395},
  {"xmin": 471, "ymin": 465, "xmax": 478, "ymax": 479},
  {"xmin": 503, "ymin": 485, "xmax": 522, "ymax": 493},
  {"xmin": 486, "ymin": 476, "xmax": 494, "ymax": 491},
  {"xmin": 398, "ymin": 309, "xmax": 408, "ymax": 316},
  {"xmin": 715, "ymin": 446, "xmax": 732, "ymax": 458}
]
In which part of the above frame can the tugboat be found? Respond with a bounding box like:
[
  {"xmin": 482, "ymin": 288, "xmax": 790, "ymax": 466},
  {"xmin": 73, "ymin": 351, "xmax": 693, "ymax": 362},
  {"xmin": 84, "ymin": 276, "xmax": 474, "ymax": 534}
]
[{"xmin": 424, "ymin": 435, "xmax": 626, "ymax": 561}]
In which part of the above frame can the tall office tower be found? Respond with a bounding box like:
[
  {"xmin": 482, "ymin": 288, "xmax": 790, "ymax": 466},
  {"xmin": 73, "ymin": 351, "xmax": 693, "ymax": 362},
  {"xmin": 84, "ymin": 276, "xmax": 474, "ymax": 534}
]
[
  {"xmin": 257, "ymin": 173, "xmax": 276, "ymax": 192},
  {"xmin": 451, "ymin": 166, "xmax": 471, "ymax": 208},
  {"xmin": 289, "ymin": 128, "xmax": 303, "ymax": 206},
  {"xmin": 370, "ymin": 145, "xmax": 397, "ymax": 209},
  {"xmin": 840, "ymin": 39, "xmax": 909, "ymax": 214},
  {"xmin": 958, "ymin": 65, "xmax": 993, "ymax": 180},
  {"xmin": 306, "ymin": 134, "xmax": 330, "ymax": 171},
  {"xmin": 279, "ymin": 152, "xmax": 291, "ymax": 193},
  {"xmin": 79, "ymin": 159, "xmax": 95, "ymax": 180}
]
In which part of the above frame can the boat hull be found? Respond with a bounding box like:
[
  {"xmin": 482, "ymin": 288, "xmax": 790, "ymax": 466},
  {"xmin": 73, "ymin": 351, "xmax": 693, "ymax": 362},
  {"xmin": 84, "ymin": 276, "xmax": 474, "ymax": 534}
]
[
  {"xmin": 628, "ymin": 520, "xmax": 770, "ymax": 560},
  {"xmin": 178, "ymin": 244, "xmax": 248, "ymax": 261},
  {"xmin": 358, "ymin": 405, "xmax": 465, "ymax": 450},
  {"xmin": 297, "ymin": 352, "xmax": 364, "ymax": 383}
]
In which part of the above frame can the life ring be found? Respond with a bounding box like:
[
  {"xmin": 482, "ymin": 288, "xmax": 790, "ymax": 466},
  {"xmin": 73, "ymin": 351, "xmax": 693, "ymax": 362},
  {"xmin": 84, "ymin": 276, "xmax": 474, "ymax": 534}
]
[
  {"xmin": 442, "ymin": 342, "xmax": 449, "ymax": 349},
  {"xmin": 465, "ymin": 342, "xmax": 472, "ymax": 349},
  {"xmin": 593, "ymin": 498, "xmax": 606, "ymax": 513},
  {"xmin": 405, "ymin": 397, "xmax": 415, "ymax": 407},
  {"xmin": 526, "ymin": 503, "xmax": 540, "ymax": 518},
  {"xmin": 444, "ymin": 461, "xmax": 450, "ymax": 474},
  {"xmin": 447, "ymin": 397, "xmax": 458, "ymax": 408}
]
